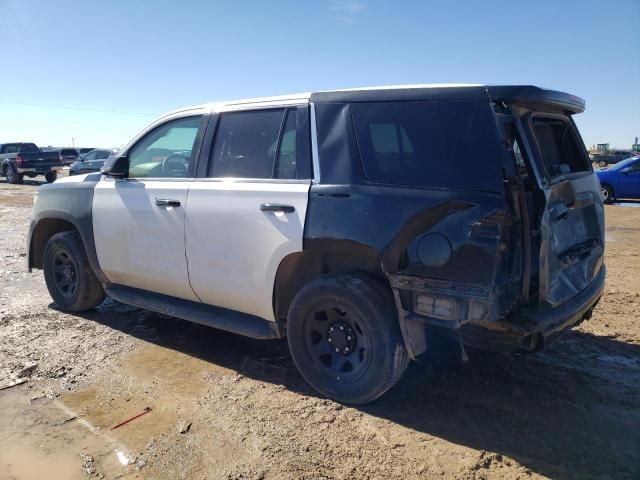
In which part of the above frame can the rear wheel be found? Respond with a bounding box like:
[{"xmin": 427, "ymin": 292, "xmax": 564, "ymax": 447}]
[
  {"xmin": 43, "ymin": 231, "xmax": 105, "ymax": 312},
  {"xmin": 44, "ymin": 171, "xmax": 57, "ymax": 183},
  {"xmin": 6, "ymin": 165, "xmax": 23, "ymax": 184},
  {"xmin": 598, "ymin": 160, "xmax": 607, "ymax": 168},
  {"xmin": 601, "ymin": 184, "xmax": 614, "ymax": 204},
  {"xmin": 287, "ymin": 273, "xmax": 409, "ymax": 404}
]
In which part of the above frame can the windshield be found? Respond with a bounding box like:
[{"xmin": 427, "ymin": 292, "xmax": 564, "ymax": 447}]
[{"xmin": 612, "ymin": 156, "xmax": 640, "ymax": 169}]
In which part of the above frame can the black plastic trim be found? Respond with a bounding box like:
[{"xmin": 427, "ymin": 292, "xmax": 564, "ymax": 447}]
[
  {"xmin": 196, "ymin": 113, "xmax": 219, "ymax": 178},
  {"xmin": 104, "ymin": 284, "xmax": 284, "ymax": 339},
  {"xmin": 27, "ymin": 173, "xmax": 108, "ymax": 282},
  {"xmin": 295, "ymin": 104, "xmax": 312, "ymax": 180}
]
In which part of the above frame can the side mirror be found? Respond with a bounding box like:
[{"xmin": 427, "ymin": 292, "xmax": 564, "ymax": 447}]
[{"xmin": 101, "ymin": 154, "xmax": 129, "ymax": 177}]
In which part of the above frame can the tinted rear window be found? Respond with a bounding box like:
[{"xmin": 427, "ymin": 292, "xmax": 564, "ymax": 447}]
[
  {"xmin": 531, "ymin": 117, "xmax": 589, "ymax": 177},
  {"xmin": 61, "ymin": 149, "xmax": 78, "ymax": 156},
  {"xmin": 3, "ymin": 143, "xmax": 39, "ymax": 153},
  {"xmin": 350, "ymin": 101, "xmax": 503, "ymax": 191}
]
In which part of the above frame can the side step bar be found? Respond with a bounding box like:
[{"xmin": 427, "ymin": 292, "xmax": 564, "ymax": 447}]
[{"xmin": 104, "ymin": 284, "xmax": 284, "ymax": 340}]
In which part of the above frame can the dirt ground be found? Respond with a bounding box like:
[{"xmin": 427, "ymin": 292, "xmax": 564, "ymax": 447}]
[{"xmin": 0, "ymin": 175, "xmax": 638, "ymax": 480}]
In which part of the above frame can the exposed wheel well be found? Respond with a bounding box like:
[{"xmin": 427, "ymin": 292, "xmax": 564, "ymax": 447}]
[
  {"xmin": 30, "ymin": 219, "xmax": 78, "ymax": 269},
  {"xmin": 273, "ymin": 246, "xmax": 389, "ymax": 324}
]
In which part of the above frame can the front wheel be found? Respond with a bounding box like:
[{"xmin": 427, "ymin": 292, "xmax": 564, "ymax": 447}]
[
  {"xmin": 287, "ymin": 273, "xmax": 409, "ymax": 404},
  {"xmin": 43, "ymin": 231, "xmax": 106, "ymax": 311},
  {"xmin": 44, "ymin": 171, "xmax": 57, "ymax": 183},
  {"xmin": 601, "ymin": 184, "xmax": 614, "ymax": 204}
]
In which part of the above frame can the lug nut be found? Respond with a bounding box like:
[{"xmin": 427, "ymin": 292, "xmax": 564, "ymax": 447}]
[
  {"xmin": 344, "ymin": 347, "xmax": 350, "ymax": 352},
  {"xmin": 335, "ymin": 348, "xmax": 340, "ymax": 353},
  {"xmin": 347, "ymin": 336, "xmax": 352, "ymax": 341},
  {"xmin": 327, "ymin": 338, "xmax": 332, "ymax": 343},
  {"xmin": 339, "ymin": 326, "xmax": 344, "ymax": 331}
]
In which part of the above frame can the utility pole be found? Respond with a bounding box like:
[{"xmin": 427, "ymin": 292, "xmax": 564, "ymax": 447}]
[{"xmin": 71, "ymin": 137, "xmax": 75, "ymax": 148}]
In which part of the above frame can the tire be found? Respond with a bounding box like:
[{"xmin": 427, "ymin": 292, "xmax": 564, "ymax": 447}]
[
  {"xmin": 601, "ymin": 184, "xmax": 614, "ymax": 204},
  {"xmin": 44, "ymin": 171, "xmax": 57, "ymax": 183},
  {"xmin": 6, "ymin": 165, "xmax": 23, "ymax": 184},
  {"xmin": 598, "ymin": 160, "xmax": 607, "ymax": 168},
  {"xmin": 287, "ymin": 272, "xmax": 409, "ymax": 404},
  {"xmin": 43, "ymin": 231, "xmax": 106, "ymax": 312}
]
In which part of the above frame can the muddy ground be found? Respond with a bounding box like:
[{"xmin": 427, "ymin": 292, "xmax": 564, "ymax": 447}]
[{"xmin": 0, "ymin": 175, "xmax": 638, "ymax": 480}]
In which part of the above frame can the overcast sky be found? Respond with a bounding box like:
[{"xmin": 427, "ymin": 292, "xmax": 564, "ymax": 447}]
[{"xmin": 1, "ymin": 0, "xmax": 638, "ymax": 149}]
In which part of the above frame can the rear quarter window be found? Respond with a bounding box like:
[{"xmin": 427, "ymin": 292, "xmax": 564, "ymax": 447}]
[{"xmin": 350, "ymin": 100, "xmax": 504, "ymax": 192}]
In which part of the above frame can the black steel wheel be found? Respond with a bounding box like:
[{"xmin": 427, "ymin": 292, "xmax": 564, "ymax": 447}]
[
  {"xmin": 44, "ymin": 171, "xmax": 57, "ymax": 183},
  {"xmin": 51, "ymin": 250, "xmax": 78, "ymax": 298},
  {"xmin": 287, "ymin": 272, "xmax": 409, "ymax": 404},
  {"xmin": 43, "ymin": 231, "xmax": 105, "ymax": 311},
  {"xmin": 303, "ymin": 300, "xmax": 373, "ymax": 383}
]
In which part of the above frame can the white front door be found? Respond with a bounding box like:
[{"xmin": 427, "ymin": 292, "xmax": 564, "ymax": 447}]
[
  {"xmin": 185, "ymin": 107, "xmax": 311, "ymax": 321},
  {"xmin": 93, "ymin": 177, "xmax": 196, "ymax": 300},
  {"xmin": 93, "ymin": 115, "xmax": 205, "ymax": 301}
]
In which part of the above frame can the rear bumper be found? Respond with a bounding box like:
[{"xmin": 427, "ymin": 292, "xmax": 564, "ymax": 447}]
[
  {"xmin": 18, "ymin": 166, "xmax": 62, "ymax": 174},
  {"xmin": 462, "ymin": 265, "xmax": 605, "ymax": 353}
]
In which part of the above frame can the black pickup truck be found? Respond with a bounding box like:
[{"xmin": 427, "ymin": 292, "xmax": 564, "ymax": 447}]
[{"xmin": 0, "ymin": 143, "xmax": 63, "ymax": 184}]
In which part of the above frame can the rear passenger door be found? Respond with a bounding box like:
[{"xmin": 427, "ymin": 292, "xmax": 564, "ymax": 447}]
[{"xmin": 185, "ymin": 106, "xmax": 311, "ymax": 321}]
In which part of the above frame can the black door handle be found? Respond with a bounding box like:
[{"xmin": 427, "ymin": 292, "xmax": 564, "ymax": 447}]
[
  {"xmin": 260, "ymin": 203, "xmax": 295, "ymax": 213},
  {"xmin": 155, "ymin": 198, "xmax": 181, "ymax": 207}
]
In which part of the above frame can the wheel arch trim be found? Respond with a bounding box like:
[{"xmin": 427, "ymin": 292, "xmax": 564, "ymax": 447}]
[{"xmin": 28, "ymin": 177, "xmax": 108, "ymax": 283}]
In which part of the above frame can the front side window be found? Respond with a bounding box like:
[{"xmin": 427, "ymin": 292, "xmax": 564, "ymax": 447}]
[
  {"xmin": 128, "ymin": 116, "xmax": 202, "ymax": 178},
  {"xmin": 83, "ymin": 151, "xmax": 97, "ymax": 161},
  {"xmin": 210, "ymin": 108, "xmax": 298, "ymax": 179},
  {"xmin": 95, "ymin": 150, "xmax": 111, "ymax": 160}
]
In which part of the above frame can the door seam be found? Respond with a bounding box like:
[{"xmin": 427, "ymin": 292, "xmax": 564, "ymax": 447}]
[{"xmin": 183, "ymin": 180, "xmax": 204, "ymax": 303}]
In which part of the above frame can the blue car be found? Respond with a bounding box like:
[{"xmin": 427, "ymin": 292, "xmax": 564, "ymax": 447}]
[{"xmin": 596, "ymin": 156, "xmax": 640, "ymax": 203}]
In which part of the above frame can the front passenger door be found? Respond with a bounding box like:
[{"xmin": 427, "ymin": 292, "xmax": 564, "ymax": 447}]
[
  {"xmin": 618, "ymin": 159, "xmax": 640, "ymax": 198},
  {"xmin": 93, "ymin": 115, "xmax": 205, "ymax": 301}
]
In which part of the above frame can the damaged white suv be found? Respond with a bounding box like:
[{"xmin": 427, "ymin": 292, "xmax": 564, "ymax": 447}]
[{"xmin": 28, "ymin": 85, "xmax": 605, "ymax": 404}]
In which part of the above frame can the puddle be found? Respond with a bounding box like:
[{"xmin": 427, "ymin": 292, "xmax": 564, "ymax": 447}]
[
  {"xmin": 0, "ymin": 387, "xmax": 139, "ymax": 479},
  {"xmin": 1, "ymin": 339, "xmax": 281, "ymax": 479},
  {"xmin": 58, "ymin": 343, "xmax": 235, "ymax": 458}
]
